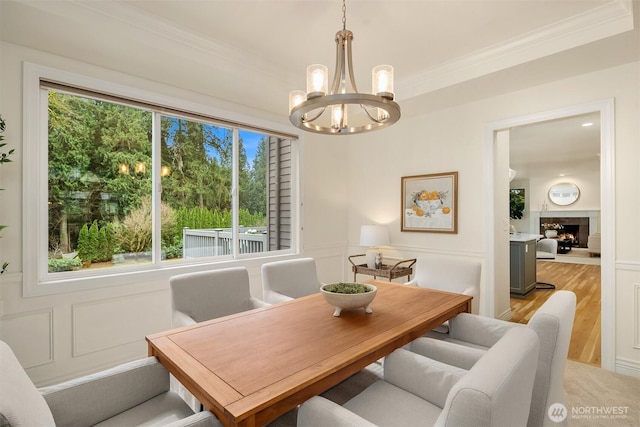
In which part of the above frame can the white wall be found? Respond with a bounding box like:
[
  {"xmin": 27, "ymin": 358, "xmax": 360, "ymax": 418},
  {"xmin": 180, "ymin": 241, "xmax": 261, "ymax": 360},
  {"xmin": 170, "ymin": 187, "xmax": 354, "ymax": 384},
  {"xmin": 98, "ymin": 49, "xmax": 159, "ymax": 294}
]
[{"xmin": 343, "ymin": 61, "xmax": 640, "ymax": 375}]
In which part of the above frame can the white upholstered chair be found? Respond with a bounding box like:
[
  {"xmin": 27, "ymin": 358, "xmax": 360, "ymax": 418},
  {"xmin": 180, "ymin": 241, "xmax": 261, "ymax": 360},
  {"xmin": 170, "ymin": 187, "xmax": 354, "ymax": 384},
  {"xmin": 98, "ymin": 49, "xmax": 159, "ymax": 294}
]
[
  {"xmin": 0, "ymin": 340, "xmax": 221, "ymax": 427},
  {"xmin": 170, "ymin": 267, "xmax": 269, "ymax": 328},
  {"xmin": 406, "ymin": 257, "xmax": 481, "ymax": 315},
  {"xmin": 587, "ymin": 233, "xmax": 601, "ymax": 256},
  {"xmin": 261, "ymin": 257, "xmax": 324, "ymax": 304},
  {"xmin": 536, "ymin": 238, "xmax": 558, "ymax": 260},
  {"xmin": 298, "ymin": 328, "xmax": 540, "ymax": 427},
  {"xmin": 412, "ymin": 290, "xmax": 576, "ymax": 427}
]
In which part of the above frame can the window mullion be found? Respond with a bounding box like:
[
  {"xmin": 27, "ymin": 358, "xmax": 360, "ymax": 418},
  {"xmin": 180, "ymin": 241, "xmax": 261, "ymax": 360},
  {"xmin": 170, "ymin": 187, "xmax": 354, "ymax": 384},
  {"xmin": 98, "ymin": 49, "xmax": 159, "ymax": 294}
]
[
  {"xmin": 232, "ymin": 128, "xmax": 239, "ymax": 258},
  {"xmin": 152, "ymin": 112, "xmax": 162, "ymax": 264}
]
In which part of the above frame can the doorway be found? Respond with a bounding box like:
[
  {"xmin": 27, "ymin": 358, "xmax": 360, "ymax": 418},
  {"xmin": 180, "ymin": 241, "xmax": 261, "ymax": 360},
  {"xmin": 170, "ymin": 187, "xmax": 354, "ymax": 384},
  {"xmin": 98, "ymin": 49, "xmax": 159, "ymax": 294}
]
[{"xmin": 484, "ymin": 99, "xmax": 615, "ymax": 370}]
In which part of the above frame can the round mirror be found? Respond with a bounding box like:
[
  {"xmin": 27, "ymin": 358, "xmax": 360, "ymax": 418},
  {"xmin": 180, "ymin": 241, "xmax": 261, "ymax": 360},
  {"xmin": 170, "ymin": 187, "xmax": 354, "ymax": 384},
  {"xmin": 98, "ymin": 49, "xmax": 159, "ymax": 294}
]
[{"xmin": 548, "ymin": 182, "xmax": 580, "ymax": 206}]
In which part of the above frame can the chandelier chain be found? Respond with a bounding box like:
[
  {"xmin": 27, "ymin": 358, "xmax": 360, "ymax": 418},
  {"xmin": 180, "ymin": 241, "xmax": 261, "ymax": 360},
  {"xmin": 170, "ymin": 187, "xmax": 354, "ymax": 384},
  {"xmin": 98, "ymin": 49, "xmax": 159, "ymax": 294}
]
[{"xmin": 342, "ymin": 0, "xmax": 346, "ymax": 30}]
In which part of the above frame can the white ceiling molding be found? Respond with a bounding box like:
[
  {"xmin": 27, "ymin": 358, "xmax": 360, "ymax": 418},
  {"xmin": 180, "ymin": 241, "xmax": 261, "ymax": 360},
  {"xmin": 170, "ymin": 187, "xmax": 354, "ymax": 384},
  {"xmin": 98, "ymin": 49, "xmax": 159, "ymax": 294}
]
[{"xmin": 396, "ymin": 0, "xmax": 634, "ymax": 100}]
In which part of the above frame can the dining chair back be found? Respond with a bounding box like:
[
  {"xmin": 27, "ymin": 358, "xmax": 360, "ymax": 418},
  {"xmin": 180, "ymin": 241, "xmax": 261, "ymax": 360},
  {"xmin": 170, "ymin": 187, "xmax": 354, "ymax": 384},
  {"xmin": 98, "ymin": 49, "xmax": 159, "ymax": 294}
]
[
  {"xmin": 407, "ymin": 257, "xmax": 481, "ymax": 314},
  {"xmin": 412, "ymin": 290, "xmax": 576, "ymax": 427},
  {"xmin": 298, "ymin": 327, "xmax": 540, "ymax": 427},
  {"xmin": 170, "ymin": 267, "xmax": 269, "ymax": 327},
  {"xmin": 261, "ymin": 257, "xmax": 324, "ymax": 304}
]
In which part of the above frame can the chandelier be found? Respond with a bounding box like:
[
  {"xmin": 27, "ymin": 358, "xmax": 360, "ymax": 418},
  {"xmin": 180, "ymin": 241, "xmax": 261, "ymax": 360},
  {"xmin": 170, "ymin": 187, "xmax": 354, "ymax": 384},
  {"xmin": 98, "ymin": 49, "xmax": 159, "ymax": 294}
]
[{"xmin": 288, "ymin": 0, "xmax": 401, "ymax": 135}]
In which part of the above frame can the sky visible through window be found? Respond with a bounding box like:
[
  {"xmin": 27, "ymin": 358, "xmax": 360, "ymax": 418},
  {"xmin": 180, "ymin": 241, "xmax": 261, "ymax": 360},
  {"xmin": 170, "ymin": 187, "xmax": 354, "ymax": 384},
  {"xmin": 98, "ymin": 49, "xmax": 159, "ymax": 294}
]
[
  {"xmin": 239, "ymin": 130, "xmax": 262, "ymax": 167},
  {"xmin": 164, "ymin": 117, "xmax": 262, "ymax": 167}
]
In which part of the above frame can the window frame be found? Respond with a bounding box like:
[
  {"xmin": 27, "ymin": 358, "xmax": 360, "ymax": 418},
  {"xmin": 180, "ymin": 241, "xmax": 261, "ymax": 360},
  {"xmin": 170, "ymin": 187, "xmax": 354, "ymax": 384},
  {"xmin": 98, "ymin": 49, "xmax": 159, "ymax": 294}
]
[{"xmin": 23, "ymin": 62, "xmax": 300, "ymax": 297}]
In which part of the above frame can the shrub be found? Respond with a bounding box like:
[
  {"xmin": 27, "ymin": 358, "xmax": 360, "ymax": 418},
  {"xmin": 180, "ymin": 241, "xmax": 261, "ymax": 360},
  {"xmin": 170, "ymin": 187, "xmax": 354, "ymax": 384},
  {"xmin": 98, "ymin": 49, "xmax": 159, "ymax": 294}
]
[
  {"xmin": 77, "ymin": 221, "xmax": 116, "ymax": 264},
  {"xmin": 48, "ymin": 258, "xmax": 82, "ymax": 272},
  {"xmin": 76, "ymin": 223, "xmax": 91, "ymax": 266},
  {"xmin": 115, "ymin": 197, "xmax": 176, "ymax": 254}
]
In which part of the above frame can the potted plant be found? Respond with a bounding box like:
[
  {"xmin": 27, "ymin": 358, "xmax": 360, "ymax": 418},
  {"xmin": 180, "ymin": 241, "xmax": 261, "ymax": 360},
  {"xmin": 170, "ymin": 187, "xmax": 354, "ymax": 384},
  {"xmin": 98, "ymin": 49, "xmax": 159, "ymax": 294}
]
[
  {"xmin": 320, "ymin": 282, "xmax": 377, "ymax": 317},
  {"xmin": 509, "ymin": 189, "xmax": 525, "ymax": 220},
  {"xmin": 0, "ymin": 114, "xmax": 15, "ymax": 275}
]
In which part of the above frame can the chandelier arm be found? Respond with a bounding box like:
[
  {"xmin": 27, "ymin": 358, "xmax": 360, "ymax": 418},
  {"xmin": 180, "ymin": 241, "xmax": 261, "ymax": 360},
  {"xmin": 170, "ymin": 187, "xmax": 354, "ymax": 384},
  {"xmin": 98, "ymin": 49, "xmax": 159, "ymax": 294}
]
[
  {"xmin": 345, "ymin": 33, "xmax": 359, "ymax": 93},
  {"xmin": 360, "ymin": 104, "xmax": 384, "ymax": 123},
  {"xmin": 331, "ymin": 32, "xmax": 345, "ymax": 95},
  {"xmin": 302, "ymin": 107, "xmax": 326, "ymax": 124}
]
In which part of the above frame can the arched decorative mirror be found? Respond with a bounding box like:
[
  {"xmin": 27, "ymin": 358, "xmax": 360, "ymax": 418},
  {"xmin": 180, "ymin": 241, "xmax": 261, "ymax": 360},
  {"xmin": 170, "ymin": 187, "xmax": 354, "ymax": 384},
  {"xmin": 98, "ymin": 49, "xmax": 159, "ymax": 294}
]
[{"xmin": 548, "ymin": 182, "xmax": 580, "ymax": 206}]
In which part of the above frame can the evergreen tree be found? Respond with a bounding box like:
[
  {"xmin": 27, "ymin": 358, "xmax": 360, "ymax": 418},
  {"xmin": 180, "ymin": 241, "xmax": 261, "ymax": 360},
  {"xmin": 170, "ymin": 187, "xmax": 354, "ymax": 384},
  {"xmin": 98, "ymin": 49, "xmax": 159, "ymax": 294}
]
[{"xmin": 76, "ymin": 223, "xmax": 91, "ymax": 265}]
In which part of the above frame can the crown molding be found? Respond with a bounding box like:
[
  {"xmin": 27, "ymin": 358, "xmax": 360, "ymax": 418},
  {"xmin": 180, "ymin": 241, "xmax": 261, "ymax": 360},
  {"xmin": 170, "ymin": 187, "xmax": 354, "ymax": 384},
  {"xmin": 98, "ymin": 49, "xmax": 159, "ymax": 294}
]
[{"xmin": 396, "ymin": 0, "xmax": 635, "ymax": 101}]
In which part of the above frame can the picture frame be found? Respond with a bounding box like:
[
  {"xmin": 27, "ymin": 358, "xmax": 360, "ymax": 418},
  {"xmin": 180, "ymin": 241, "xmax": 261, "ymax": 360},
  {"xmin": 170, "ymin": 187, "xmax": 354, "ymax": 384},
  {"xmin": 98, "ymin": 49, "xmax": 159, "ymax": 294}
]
[{"xmin": 401, "ymin": 171, "xmax": 458, "ymax": 233}]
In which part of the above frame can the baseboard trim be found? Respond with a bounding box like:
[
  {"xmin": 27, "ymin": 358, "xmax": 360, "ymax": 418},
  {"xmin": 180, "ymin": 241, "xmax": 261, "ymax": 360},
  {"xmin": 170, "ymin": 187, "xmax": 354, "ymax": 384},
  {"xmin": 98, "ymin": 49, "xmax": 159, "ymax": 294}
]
[
  {"xmin": 497, "ymin": 308, "xmax": 512, "ymax": 321},
  {"xmin": 615, "ymin": 357, "xmax": 640, "ymax": 378}
]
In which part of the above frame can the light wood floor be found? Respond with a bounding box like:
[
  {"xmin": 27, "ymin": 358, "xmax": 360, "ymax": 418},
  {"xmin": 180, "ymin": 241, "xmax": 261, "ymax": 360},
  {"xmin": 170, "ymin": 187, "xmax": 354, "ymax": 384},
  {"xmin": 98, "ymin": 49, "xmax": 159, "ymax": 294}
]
[{"xmin": 509, "ymin": 260, "xmax": 601, "ymax": 367}]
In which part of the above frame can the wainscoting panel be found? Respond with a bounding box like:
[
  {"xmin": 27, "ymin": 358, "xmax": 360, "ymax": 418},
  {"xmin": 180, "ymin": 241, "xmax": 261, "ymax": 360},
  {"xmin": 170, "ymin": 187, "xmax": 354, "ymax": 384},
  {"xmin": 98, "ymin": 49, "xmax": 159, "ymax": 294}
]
[
  {"xmin": 0, "ymin": 308, "xmax": 53, "ymax": 368},
  {"xmin": 72, "ymin": 290, "xmax": 169, "ymax": 357}
]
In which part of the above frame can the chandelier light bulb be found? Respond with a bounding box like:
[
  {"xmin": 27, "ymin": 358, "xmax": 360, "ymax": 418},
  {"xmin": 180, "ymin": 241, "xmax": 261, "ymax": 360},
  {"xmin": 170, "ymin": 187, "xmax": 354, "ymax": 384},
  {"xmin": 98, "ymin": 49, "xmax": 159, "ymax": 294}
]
[
  {"xmin": 306, "ymin": 64, "xmax": 328, "ymax": 98},
  {"xmin": 331, "ymin": 104, "xmax": 346, "ymax": 129},
  {"xmin": 289, "ymin": 90, "xmax": 306, "ymax": 113},
  {"xmin": 372, "ymin": 65, "xmax": 394, "ymax": 98},
  {"xmin": 377, "ymin": 107, "xmax": 389, "ymax": 121}
]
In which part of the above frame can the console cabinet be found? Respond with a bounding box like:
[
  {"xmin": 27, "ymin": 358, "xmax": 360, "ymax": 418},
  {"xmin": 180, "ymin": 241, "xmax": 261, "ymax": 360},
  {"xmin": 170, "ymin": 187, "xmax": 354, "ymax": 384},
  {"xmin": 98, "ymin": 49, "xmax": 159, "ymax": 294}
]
[{"xmin": 510, "ymin": 237, "xmax": 537, "ymax": 298}]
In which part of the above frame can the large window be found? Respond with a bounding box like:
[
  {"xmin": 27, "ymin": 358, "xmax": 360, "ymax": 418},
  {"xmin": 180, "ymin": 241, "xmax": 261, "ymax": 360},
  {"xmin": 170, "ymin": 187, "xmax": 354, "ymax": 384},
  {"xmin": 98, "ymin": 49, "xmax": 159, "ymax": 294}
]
[{"xmin": 24, "ymin": 64, "xmax": 297, "ymax": 293}]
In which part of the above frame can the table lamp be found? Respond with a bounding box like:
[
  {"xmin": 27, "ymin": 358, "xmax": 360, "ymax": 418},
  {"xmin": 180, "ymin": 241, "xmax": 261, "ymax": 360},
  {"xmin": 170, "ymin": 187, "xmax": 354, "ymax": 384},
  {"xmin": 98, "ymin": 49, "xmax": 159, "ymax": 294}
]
[{"xmin": 360, "ymin": 225, "xmax": 390, "ymax": 269}]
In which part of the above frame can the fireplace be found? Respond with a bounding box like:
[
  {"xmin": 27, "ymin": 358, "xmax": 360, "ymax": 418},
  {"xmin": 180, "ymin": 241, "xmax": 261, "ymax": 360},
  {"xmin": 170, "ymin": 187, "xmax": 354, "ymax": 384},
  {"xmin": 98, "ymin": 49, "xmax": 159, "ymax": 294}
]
[{"xmin": 540, "ymin": 217, "xmax": 589, "ymax": 248}]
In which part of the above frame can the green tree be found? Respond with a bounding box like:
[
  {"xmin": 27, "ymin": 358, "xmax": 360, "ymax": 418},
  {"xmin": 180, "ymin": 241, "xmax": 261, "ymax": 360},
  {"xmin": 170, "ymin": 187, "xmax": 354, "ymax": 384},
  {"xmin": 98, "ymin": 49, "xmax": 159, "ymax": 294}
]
[
  {"xmin": 76, "ymin": 223, "xmax": 91, "ymax": 266},
  {"xmin": 246, "ymin": 137, "xmax": 267, "ymax": 215}
]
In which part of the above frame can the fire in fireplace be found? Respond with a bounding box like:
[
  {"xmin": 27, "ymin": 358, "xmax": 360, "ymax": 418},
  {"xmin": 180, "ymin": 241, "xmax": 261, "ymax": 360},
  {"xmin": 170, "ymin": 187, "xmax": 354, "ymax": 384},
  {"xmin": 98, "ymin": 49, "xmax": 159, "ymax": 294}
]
[{"xmin": 539, "ymin": 217, "xmax": 589, "ymax": 248}]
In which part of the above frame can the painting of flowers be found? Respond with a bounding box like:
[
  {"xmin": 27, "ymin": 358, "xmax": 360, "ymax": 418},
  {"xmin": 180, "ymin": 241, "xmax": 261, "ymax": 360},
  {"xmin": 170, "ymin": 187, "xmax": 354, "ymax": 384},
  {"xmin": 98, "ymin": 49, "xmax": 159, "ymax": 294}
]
[{"xmin": 401, "ymin": 172, "xmax": 458, "ymax": 233}]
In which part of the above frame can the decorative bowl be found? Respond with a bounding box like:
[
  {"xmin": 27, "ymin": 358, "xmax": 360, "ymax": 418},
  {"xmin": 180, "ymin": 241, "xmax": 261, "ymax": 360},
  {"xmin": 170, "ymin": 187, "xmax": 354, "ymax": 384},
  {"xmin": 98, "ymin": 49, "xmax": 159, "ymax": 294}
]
[
  {"xmin": 320, "ymin": 283, "xmax": 377, "ymax": 317},
  {"xmin": 415, "ymin": 199, "xmax": 442, "ymax": 213}
]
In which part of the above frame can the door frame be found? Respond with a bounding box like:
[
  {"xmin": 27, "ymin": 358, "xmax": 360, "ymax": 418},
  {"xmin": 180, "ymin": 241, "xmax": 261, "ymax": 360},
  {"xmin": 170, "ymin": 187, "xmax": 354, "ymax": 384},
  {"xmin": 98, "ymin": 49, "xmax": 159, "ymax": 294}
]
[{"xmin": 484, "ymin": 98, "xmax": 615, "ymax": 370}]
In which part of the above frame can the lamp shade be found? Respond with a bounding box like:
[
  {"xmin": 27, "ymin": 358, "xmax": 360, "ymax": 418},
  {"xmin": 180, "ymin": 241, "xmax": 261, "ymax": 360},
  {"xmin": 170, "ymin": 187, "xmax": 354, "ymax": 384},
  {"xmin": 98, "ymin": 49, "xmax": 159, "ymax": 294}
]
[{"xmin": 360, "ymin": 225, "xmax": 390, "ymax": 247}]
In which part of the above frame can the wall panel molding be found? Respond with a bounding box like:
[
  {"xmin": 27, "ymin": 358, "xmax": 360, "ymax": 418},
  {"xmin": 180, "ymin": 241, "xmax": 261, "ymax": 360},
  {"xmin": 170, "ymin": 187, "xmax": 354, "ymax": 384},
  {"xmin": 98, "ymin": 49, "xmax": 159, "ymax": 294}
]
[
  {"xmin": 72, "ymin": 290, "xmax": 168, "ymax": 357},
  {"xmin": 634, "ymin": 284, "xmax": 640, "ymax": 350},
  {"xmin": 0, "ymin": 308, "xmax": 53, "ymax": 368},
  {"xmin": 617, "ymin": 261, "xmax": 640, "ymax": 271}
]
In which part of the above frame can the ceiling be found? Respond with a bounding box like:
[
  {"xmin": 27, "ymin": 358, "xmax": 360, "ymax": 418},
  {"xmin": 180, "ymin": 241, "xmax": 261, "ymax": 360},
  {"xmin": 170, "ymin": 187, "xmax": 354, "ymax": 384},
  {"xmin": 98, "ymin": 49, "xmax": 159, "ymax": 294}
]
[
  {"xmin": 0, "ymin": 1, "xmax": 636, "ymax": 177},
  {"xmin": 510, "ymin": 112, "xmax": 601, "ymax": 180}
]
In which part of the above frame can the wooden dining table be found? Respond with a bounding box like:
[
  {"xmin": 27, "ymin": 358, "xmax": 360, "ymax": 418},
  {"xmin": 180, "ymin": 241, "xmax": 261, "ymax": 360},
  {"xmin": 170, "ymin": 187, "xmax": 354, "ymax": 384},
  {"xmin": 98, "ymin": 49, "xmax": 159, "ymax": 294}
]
[{"xmin": 146, "ymin": 280, "xmax": 472, "ymax": 427}]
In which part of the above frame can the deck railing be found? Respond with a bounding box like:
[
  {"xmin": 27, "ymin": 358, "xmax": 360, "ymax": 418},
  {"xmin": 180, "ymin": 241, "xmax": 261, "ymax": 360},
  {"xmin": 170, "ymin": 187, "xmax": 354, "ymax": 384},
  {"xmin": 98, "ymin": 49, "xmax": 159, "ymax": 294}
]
[{"xmin": 182, "ymin": 227, "xmax": 268, "ymax": 258}]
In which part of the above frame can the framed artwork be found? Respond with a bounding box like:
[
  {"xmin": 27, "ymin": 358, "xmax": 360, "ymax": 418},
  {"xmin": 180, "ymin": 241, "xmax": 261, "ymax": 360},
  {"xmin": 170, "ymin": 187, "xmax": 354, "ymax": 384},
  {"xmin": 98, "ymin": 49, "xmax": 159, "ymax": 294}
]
[{"xmin": 401, "ymin": 171, "xmax": 458, "ymax": 233}]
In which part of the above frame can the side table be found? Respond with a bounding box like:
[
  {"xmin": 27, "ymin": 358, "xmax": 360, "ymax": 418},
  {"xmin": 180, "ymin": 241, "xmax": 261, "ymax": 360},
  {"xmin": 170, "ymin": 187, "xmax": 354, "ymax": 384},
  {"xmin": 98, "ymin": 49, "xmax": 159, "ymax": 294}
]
[{"xmin": 348, "ymin": 254, "xmax": 416, "ymax": 282}]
